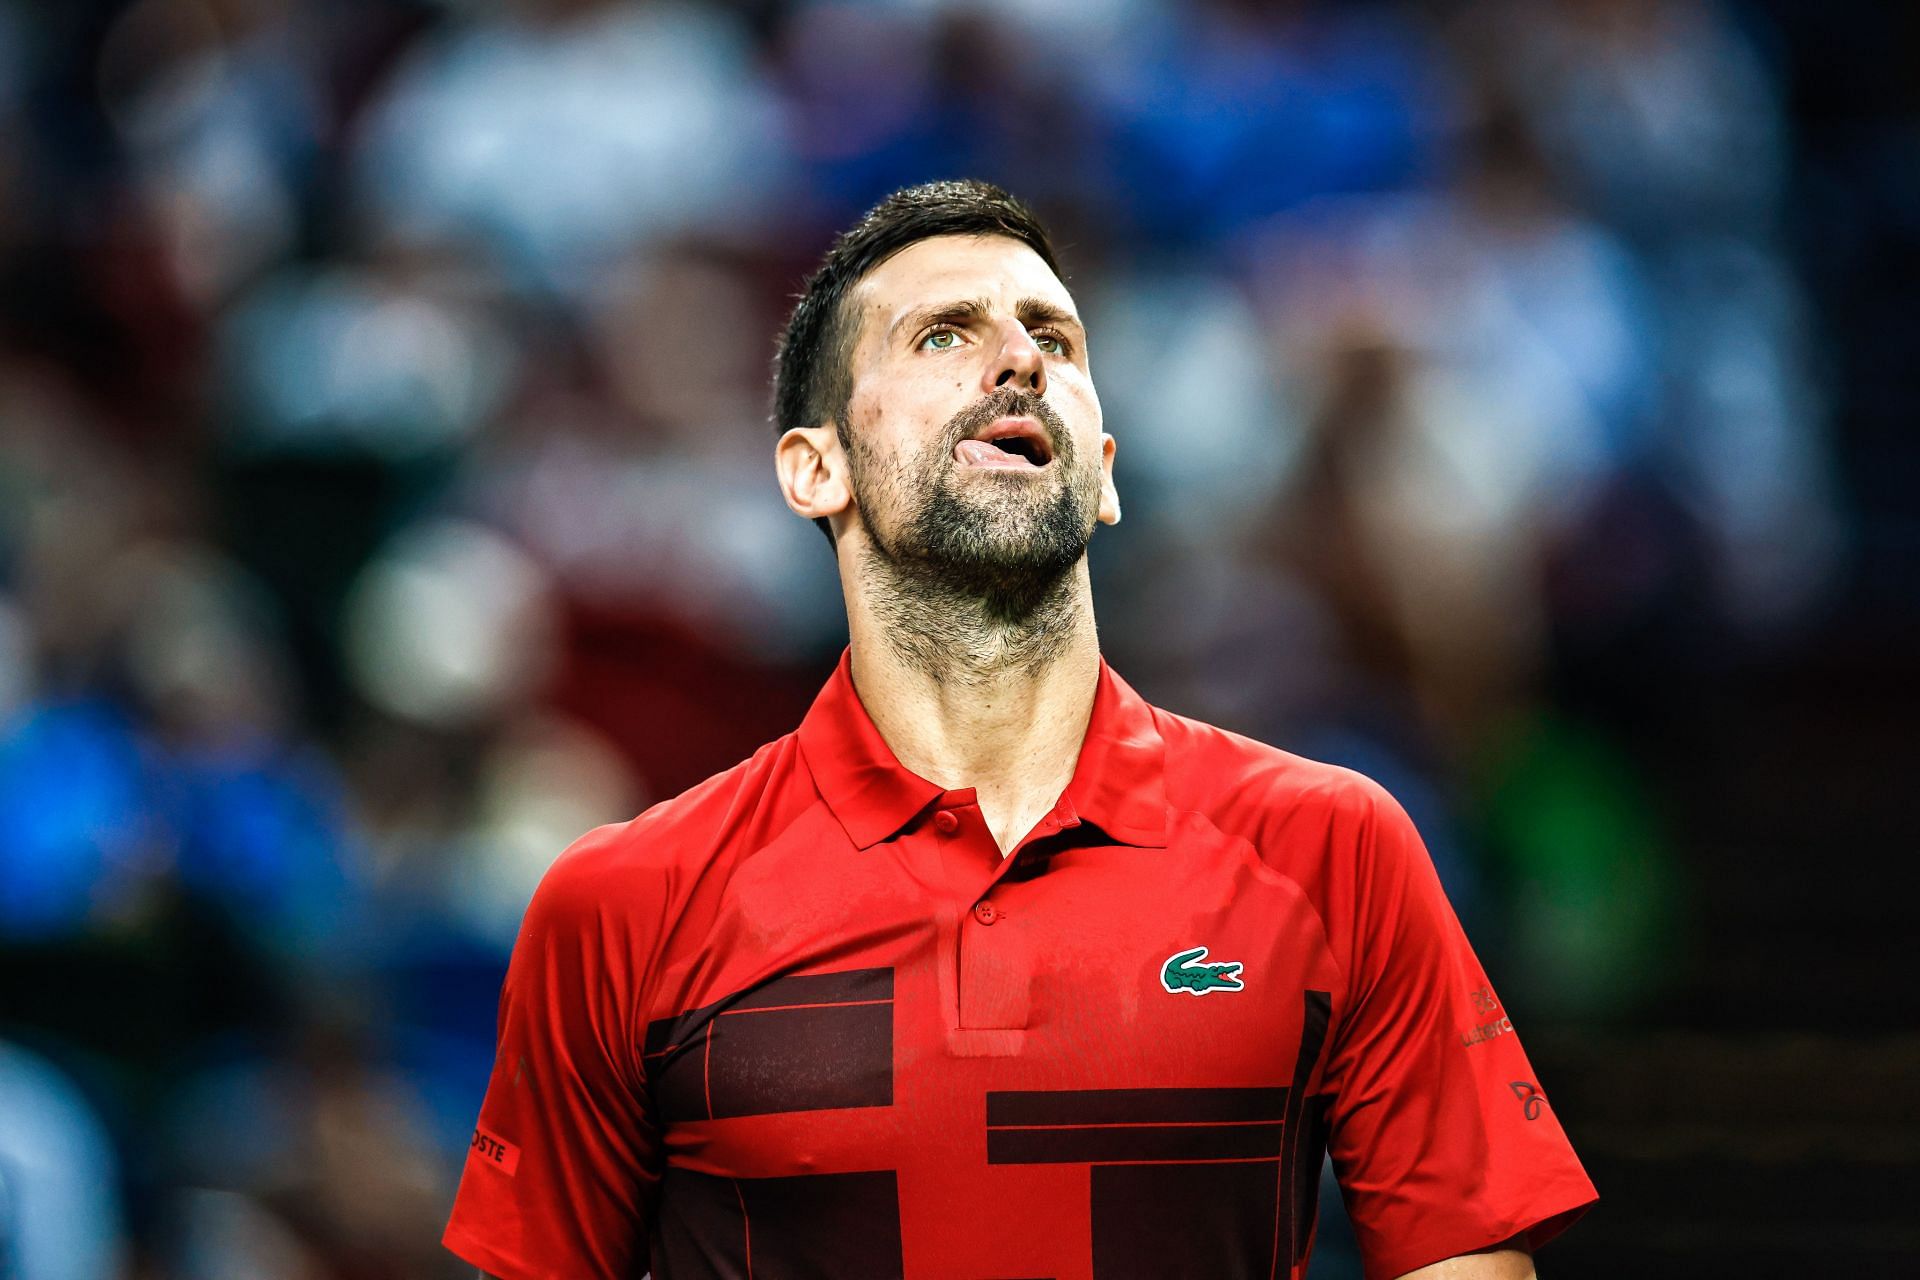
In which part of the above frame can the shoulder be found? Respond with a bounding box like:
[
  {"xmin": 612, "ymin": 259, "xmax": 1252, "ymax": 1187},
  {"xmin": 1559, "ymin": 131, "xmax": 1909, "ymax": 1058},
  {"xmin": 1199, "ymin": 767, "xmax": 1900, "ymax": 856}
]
[
  {"xmin": 1149, "ymin": 706, "xmax": 1451, "ymax": 984},
  {"xmin": 1148, "ymin": 705, "xmax": 1436, "ymax": 932},
  {"xmin": 1152, "ymin": 706, "xmax": 1406, "ymax": 849},
  {"xmin": 525, "ymin": 730, "xmax": 819, "ymax": 930}
]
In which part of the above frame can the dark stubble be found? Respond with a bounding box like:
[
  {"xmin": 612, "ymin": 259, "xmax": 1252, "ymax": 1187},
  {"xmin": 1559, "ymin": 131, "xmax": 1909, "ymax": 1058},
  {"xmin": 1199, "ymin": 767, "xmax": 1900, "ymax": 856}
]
[{"xmin": 847, "ymin": 387, "xmax": 1102, "ymax": 677}]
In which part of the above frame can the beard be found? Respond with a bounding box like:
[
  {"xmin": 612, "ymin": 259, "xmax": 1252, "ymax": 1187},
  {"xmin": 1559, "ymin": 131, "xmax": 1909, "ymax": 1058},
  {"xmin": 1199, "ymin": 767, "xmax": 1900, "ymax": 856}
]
[{"xmin": 847, "ymin": 387, "xmax": 1101, "ymax": 623}]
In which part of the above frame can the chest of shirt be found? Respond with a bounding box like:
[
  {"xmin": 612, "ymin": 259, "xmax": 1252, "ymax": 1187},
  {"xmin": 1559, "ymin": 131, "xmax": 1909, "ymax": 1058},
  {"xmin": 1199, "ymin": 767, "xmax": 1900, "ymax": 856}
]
[{"xmin": 636, "ymin": 802, "xmax": 1344, "ymax": 1184}]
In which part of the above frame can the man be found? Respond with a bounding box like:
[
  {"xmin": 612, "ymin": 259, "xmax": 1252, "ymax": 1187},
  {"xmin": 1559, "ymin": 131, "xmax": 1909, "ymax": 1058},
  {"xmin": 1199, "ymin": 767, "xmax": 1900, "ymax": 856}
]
[{"xmin": 444, "ymin": 180, "xmax": 1596, "ymax": 1279}]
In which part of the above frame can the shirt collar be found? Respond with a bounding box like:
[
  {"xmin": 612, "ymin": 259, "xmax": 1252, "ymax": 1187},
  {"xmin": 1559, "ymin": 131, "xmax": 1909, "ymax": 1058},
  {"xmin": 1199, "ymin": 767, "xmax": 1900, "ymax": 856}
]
[{"xmin": 796, "ymin": 647, "xmax": 1169, "ymax": 850}]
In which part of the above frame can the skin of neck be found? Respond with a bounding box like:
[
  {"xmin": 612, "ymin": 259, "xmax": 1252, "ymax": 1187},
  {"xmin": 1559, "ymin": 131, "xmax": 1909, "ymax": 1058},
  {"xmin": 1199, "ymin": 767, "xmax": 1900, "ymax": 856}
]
[{"xmin": 841, "ymin": 542, "xmax": 1102, "ymax": 856}]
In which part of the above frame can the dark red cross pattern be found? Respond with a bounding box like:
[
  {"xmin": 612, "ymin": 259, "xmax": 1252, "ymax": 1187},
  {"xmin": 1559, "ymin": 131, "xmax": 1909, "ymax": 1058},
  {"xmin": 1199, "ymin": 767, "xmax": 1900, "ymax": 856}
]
[{"xmin": 641, "ymin": 969, "xmax": 1332, "ymax": 1279}]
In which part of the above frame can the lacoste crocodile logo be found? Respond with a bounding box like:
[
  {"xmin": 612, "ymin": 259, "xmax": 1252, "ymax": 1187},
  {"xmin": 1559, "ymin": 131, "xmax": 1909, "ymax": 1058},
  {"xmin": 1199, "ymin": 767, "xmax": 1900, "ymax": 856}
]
[{"xmin": 1160, "ymin": 946, "xmax": 1246, "ymax": 995}]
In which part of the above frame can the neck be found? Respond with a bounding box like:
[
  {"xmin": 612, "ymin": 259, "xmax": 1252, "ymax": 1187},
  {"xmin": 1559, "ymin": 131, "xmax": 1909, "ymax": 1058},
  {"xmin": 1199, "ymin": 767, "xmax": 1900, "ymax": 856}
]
[{"xmin": 842, "ymin": 550, "xmax": 1102, "ymax": 853}]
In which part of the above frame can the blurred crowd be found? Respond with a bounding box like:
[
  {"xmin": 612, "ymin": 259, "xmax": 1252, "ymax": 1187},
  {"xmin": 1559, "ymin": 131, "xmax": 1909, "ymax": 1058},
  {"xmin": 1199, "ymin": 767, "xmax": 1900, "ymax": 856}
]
[{"xmin": 0, "ymin": 0, "xmax": 1860, "ymax": 1275}]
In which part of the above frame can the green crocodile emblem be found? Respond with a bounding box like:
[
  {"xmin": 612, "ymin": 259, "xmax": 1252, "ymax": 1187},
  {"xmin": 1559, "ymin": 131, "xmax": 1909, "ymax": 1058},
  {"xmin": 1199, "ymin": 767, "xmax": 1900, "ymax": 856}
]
[{"xmin": 1160, "ymin": 946, "xmax": 1245, "ymax": 995}]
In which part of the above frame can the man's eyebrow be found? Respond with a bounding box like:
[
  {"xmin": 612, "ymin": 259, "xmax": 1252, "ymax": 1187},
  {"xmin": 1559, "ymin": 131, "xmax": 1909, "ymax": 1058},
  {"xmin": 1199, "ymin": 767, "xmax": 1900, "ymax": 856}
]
[
  {"xmin": 890, "ymin": 298, "xmax": 992, "ymax": 341},
  {"xmin": 1015, "ymin": 297, "xmax": 1083, "ymax": 332},
  {"xmin": 888, "ymin": 296, "xmax": 1085, "ymax": 342}
]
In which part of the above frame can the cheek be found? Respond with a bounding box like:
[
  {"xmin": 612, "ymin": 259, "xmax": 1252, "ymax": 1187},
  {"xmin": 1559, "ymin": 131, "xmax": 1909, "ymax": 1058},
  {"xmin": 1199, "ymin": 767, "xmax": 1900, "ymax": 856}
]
[
  {"xmin": 1070, "ymin": 367, "xmax": 1101, "ymax": 413},
  {"xmin": 1061, "ymin": 384, "xmax": 1103, "ymax": 447},
  {"xmin": 854, "ymin": 362, "xmax": 951, "ymax": 424}
]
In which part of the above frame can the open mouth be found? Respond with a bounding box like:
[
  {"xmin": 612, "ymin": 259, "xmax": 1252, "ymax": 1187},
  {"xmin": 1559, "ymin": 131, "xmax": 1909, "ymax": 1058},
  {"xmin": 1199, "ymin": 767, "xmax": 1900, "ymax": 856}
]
[{"xmin": 953, "ymin": 416, "xmax": 1055, "ymax": 470}]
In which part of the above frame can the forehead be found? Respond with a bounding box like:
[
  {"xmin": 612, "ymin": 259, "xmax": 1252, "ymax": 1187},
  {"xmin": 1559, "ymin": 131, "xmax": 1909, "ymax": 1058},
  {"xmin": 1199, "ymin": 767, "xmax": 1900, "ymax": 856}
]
[{"xmin": 850, "ymin": 234, "xmax": 1076, "ymax": 339}]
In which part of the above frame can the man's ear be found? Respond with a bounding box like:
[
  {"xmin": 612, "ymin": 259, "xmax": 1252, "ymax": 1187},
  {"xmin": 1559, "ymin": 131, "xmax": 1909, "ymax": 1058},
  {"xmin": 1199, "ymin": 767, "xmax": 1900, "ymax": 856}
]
[
  {"xmin": 1097, "ymin": 432, "xmax": 1121, "ymax": 526},
  {"xmin": 776, "ymin": 423, "xmax": 853, "ymax": 525}
]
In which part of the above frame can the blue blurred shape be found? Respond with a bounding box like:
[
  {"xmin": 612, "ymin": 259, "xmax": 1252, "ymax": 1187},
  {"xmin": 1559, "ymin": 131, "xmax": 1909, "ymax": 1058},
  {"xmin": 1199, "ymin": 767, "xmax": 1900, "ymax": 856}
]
[
  {"xmin": 163, "ymin": 741, "xmax": 365, "ymax": 958},
  {"xmin": 1092, "ymin": 8, "xmax": 1442, "ymax": 244},
  {"xmin": 0, "ymin": 700, "xmax": 149, "ymax": 939}
]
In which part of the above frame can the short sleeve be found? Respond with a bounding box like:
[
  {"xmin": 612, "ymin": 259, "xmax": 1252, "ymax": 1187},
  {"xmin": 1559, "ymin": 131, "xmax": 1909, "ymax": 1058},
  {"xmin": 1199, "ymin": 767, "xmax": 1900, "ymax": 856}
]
[
  {"xmin": 1322, "ymin": 785, "xmax": 1597, "ymax": 1280},
  {"xmin": 443, "ymin": 834, "xmax": 660, "ymax": 1280}
]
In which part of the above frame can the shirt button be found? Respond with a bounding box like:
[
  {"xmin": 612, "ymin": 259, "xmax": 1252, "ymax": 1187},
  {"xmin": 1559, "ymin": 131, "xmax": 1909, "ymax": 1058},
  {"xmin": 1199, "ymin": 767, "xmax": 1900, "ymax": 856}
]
[
  {"xmin": 934, "ymin": 810, "xmax": 959, "ymax": 835},
  {"xmin": 972, "ymin": 901, "xmax": 998, "ymax": 925}
]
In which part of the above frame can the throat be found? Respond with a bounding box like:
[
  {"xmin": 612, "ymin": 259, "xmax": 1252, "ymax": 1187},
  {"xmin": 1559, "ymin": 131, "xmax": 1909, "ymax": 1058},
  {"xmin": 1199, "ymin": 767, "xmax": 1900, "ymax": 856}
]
[
  {"xmin": 977, "ymin": 786, "xmax": 1073, "ymax": 858},
  {"xmin": 857, "ymin": 543, "xmax": 1086, "ymax": 686},
  {"xmin": 846, "ymin": 636, "xmax": 1102, "ymax": 860}
]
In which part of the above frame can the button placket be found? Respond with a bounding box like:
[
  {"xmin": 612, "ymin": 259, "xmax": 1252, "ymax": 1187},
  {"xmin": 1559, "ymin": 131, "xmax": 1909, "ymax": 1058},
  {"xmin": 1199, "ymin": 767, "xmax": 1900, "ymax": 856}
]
[
  {"xmin": 955, "ymin": 890, "xmax": 1026, "ymax": 1030},
  {"xmin": 933, "ymin": 809, "xmax": 960, "ymax": 835}
]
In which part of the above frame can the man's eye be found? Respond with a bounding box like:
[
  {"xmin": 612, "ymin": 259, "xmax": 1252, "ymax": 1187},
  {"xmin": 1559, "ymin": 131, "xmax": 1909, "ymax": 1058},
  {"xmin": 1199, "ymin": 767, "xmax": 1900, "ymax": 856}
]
[
  {"xmin": 1034, "ymin": 332, "xmax": 1067, "ymax": 356},
  {"xmin": 921, "ymin": 329, "xmax": 960, "ymax": 351}
]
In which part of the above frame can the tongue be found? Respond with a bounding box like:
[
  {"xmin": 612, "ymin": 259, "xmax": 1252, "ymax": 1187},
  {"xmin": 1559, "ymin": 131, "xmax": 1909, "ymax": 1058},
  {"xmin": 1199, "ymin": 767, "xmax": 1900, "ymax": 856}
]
[{"xmin": 955, "ymin": 438, "xmax": 1034, "ymax": 467}]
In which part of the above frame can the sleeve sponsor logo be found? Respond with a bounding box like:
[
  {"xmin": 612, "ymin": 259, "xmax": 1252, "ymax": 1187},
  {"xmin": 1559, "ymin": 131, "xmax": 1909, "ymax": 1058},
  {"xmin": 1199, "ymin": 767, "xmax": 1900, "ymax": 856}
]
[
  {"xmin": 1160, "ymin": 945, "xmax": 1246, "ymax": 995},
  {"xmin": 1460, "ymin": 1014, "xmax": 1514, "ymax": 1047},
  {"xmin": 1460, "ymin": 984, "xmax": 1513, "ymax": 1047},
  {"xmin": 469, "ymin": 1123, "xmax": 522, "ymax": 1176}
]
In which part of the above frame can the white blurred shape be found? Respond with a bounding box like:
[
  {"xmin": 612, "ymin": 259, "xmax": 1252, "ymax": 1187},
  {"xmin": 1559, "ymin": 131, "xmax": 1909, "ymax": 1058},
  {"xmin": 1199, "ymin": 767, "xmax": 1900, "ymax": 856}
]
[
  {"xmin": 1085, "ymin": 270, "xmax": 1301, "ymax": 540},
  {"xmin": 357, "ymin": 1, "xmax": 787, "ymax": 290},
  {"xmin": 457, "ymin": 712, "xmax": 643, "ymax": 941},
  {"xmin": 343, "ymin": 520, "xmax": 557, "ymax": 728},
  {"xmin": 225, "ymin": 265, "xmax": 513, "ymax": 455},
  {"xmin": 0, "ymin": 1041, "xmax": 129, "ymax": 1280}
]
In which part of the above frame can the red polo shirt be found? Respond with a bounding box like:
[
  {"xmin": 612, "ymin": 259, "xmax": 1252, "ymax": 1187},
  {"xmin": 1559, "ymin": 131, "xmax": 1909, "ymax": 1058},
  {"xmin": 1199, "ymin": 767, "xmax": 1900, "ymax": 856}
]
[{"xmin": 444, "ymin": 650, "xmax": 1595, "ymax": 1280}]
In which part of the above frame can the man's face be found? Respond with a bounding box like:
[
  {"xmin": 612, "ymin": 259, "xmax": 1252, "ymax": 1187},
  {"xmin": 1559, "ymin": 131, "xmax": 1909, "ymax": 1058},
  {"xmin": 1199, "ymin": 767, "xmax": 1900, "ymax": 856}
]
[{"xmin": 834, "ymin": 234, "xmax": 1119, "ymax": 604}]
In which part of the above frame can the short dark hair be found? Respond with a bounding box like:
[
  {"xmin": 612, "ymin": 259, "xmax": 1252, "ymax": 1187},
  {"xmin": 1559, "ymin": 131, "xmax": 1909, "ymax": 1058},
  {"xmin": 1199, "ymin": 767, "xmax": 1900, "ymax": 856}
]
[{"xmin": 773, "ymin": 179, "xmax": 1064, "ymax": 542}]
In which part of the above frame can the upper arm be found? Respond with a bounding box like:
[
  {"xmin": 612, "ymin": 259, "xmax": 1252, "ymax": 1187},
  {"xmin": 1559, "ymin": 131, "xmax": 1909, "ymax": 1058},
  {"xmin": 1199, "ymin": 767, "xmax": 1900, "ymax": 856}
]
[
  {"xmin": 1320, "ymin": 782, "xmax": 1595, "ymax": 1278},
  {"xmin": 1391, "ymin": 1238, "xmax": 1535, "ymax": 1280},
  {"xmin": 442, "ymin": 833, "xmax": 664, "ymax": 1277}
]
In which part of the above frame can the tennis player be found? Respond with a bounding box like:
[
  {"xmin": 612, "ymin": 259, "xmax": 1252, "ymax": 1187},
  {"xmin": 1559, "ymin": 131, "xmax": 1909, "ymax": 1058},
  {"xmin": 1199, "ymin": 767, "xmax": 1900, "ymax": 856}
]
[{"xmin": 445, "ymin": 180, "xmax": 1596, "ymax": 1279}]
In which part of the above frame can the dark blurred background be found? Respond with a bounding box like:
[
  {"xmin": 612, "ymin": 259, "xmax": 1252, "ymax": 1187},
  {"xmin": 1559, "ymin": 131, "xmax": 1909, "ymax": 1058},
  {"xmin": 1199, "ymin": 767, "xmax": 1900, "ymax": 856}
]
[{"xmin": 0, "ymin": 0, "xmax": 1913, "ymax": 1275}]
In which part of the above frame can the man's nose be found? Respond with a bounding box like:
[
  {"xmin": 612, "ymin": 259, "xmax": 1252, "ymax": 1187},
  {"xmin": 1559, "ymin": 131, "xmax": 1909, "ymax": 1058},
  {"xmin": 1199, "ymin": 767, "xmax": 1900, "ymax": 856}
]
[{"xmin": 984, "ymin": 321, "xmax": 1047, "ymax": 398}]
